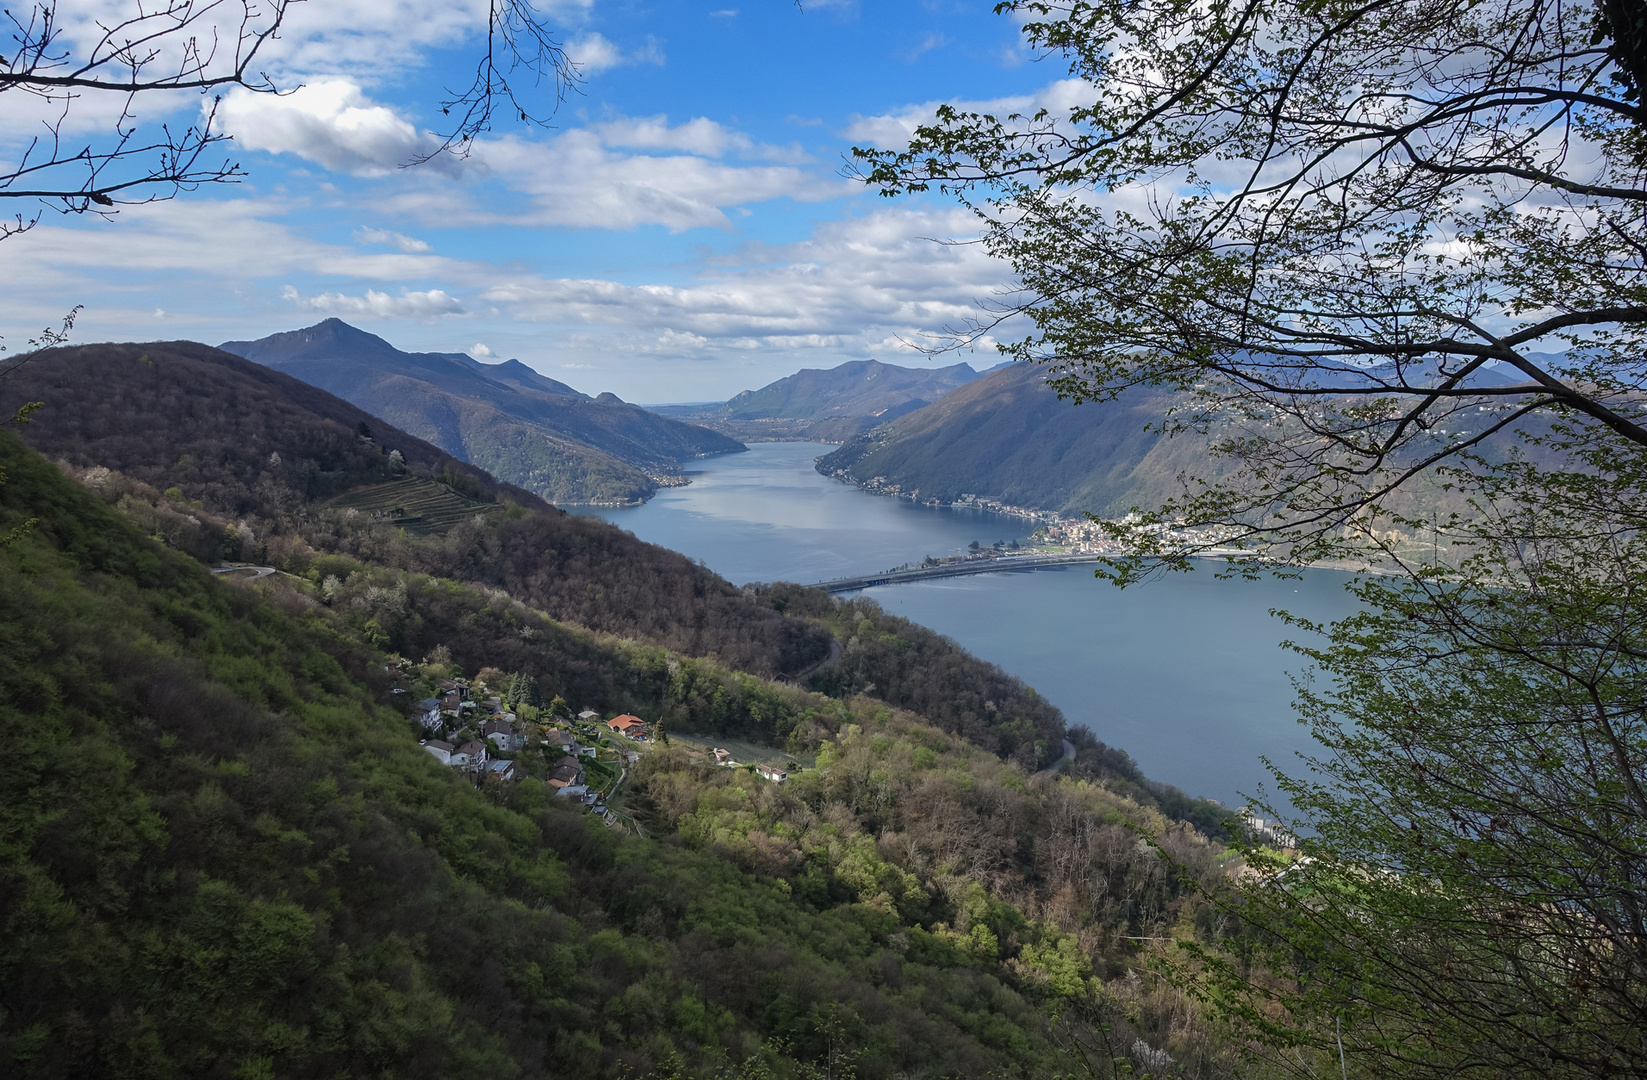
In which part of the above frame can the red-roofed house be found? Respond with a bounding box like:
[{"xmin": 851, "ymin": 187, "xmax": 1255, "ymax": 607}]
[{"xmin": 606, "ymin": 714, "xmax": 646, "ymax": 735}]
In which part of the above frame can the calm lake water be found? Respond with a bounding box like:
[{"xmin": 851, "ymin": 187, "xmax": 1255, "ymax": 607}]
[{"xmin": 572, "ymin": 443, "xmax": 1362, "ymax": 809}]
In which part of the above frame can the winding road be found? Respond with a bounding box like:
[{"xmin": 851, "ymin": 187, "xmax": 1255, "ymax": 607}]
[
  {"xmin": 211, "ymin": 564, "xmax": 277, "ymax": 579},
  {"xmin": 1032, "ymin": 738, "xmax": 1077, "ymax": 781}
]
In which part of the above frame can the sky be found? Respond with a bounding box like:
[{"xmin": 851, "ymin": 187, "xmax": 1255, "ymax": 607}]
[{"xmin": 0, "ymin": 1, "xmax": 1078, "ymax": 402}]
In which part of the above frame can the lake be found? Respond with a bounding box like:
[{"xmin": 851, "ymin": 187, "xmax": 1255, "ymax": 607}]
[{"xmin": 572, "ymin": 443, "xmax": 1363, "ymax": 809}]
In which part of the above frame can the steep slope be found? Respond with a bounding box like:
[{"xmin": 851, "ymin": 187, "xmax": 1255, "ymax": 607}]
[
  {"xmin": 818, "ymin": 363, "xmax": 1194, "ymax": 516},
  {"xmin": 219, "ymin": 319, "xmax": 743, "ymax": 503}
]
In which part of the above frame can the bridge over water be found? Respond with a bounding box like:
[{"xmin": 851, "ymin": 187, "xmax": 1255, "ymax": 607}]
[{"xmin": 810, "ymin": 553, "xmax": 1112, "ymax": 593}]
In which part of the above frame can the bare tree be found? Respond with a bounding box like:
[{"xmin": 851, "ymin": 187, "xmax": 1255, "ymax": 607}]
[{"xmin": 0, "ymin": 1, "xmax": 576, "ymax": 239}]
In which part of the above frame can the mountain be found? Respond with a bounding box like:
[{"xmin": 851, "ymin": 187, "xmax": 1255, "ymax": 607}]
[
  {"xmin": 817, "ymin": 362, "xmax": 1201, "ymax": 516},
  {"xmin": 218, "ymin": 319, "xmax": 743, "ymax": 504},
  {"xmin": 9, "ymin": 339, "xmax": 827, "ymax": 678},
  {"xmin": 654, "ymin": 358, "xmax": 984, "ymax": 442}
]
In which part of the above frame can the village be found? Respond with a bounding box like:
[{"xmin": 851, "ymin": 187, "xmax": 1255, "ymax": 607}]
[{"xmin": 399, "ymin": 667, "xmax": 790, "ymax": 831}]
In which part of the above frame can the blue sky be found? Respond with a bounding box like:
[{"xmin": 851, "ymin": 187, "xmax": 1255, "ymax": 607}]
[{"xmin": 1, "ymin": 1, "xmax": 1079, "ymax": 401}]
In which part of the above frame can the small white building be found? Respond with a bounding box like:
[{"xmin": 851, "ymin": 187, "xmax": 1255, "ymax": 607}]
[{"xmin": 421, "ymin": 739, "xmax": 453, "ymax": 765}]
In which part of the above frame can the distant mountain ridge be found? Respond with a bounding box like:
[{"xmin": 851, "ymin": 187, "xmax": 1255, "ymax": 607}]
[
  {"xmin": 818, "ymin": 358, "xmax": 1544, "ymax": 518},
  {"xmin": 652, "ymin": 358, "xmax": 984, "ymax": 442},
  {"xmin": 220, "ymin": 319, "xmax": 742, "ymax": 504}
]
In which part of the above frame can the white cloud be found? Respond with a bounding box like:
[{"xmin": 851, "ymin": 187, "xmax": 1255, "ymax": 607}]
[
  {"xmin": 567, "ymin": 33, "xmax": 665, "ymax": 75},
  {"xmin": 0, "ymin": 198, "xmax": 458, "ymax": 284},
  {"xmin": 478, "ymin": 207, "xmax": 1016, "ymax": 351},
  {"xmin": 354, "ymin": 226, "xmax": 433, "ymax": 253},
  {"xmin": 281, "ymin": 285, "xmax": 466, "ymax": 319},
  {"xmin": 219, "ymin": 80, "xmax": 454, "ymax": 177},
  {"xmin": 467, "ymin": 342, "xmax": 496, "ymax": 359},
  {"xmin": 709, "ymin": 9, "xmax": 739, "ymax": 17},
  {"xmin": 388, "ymin": 127, "xmax": 849, "ymax": 232},
  {"xmin": 842, "ymin": 78, "xmax": 1096, "ymax": 149},
  {"xmin": 591, "ymin": 115, "xmax": 749, "ymax": 157}
]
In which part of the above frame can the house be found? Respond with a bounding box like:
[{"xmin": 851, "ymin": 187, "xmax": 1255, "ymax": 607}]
[
  {"xmin": 712, "ymin": 748, "xmax": 733, "ymax": 766},
  {"xmin": 554, "ymin": 784, "xmax": 588, "ymax": 799},
  {"xmin": 481, "ymin": 719, "xmax": 518, "ymax": 750},
  {"xmin": 485, "ymin": 759, "xmax": 519, "ymax": 782},
  {"xmin": 547, "ymin": 763, "xmax": 582, "ymax": 789},
  {"xmin": 543, "ymin": 728, "xmax": 577, "ymax": 753},
  {"xmin": 413, "ymin": 698, "xmax": 442, "ymax": 731},
  {"xmin": 439, "ymin": 689, "xmax": 464, "ymax": 716},
  {"xmin": 577, "ymin": 709, "xmax": 599, "ymax": 722},
  {"xmin": 606, "ymin": 714, "xmax": 646, "ymax": 736},
  {"xmin": 421, "ymin": 739, "xmax": 453, "ymax": 765},
  {"xmin": 755, "ymin": 763, "xmax": 788, "ymax": 785},
  {"xmin": 450, "ymin": 740, "xmax": 487, "ymax": 770}
]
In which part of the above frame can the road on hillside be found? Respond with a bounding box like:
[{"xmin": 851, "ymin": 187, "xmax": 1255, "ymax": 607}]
[
  {"xmin": 785, "ymin": 637, "xmax": 843, "ymax": 685},
  {"xmin": 212, "ymin": 564, "xmax": 277, "ymax": 579},
  {"xmin": 1032, "ymin": 738, "xmax": 1077, "ymax": 781}
]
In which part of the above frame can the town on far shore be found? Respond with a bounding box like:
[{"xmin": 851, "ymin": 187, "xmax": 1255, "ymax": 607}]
[{"xmin": 384, "ymin": 655, "xmax": 793, "ymax": 834}]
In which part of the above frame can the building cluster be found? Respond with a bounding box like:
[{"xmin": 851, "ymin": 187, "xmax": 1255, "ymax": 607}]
[
  {"xmin": 1036, "ymin": 514, "xmax": 1240, "ymax": 554},
  {"xmin": 409, "ymin": 682, "xmax": 653, "ymax": 819},
  {"xmin": 414, "ymin": 679, "xmax": 523, "ymax": 783}
]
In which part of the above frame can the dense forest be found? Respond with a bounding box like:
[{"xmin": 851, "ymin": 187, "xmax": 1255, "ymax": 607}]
[{"xmin": 0, "ymin": 428, "xmax": 1242, "ymax": 1078}]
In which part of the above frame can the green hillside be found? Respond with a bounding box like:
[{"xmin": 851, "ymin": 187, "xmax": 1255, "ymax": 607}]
[{"xmin": 0, "ymin": 429, "xmax": 1244, "ymax": 1079}]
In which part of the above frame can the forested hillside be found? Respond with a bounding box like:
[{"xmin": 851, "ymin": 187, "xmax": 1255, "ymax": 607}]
[
  {"xmin": 220, "ymin": 319, "xmax": 743, "ymax": 504},
  {"xmin": 0, "ymin": 428, "xmax": 1243, "ymax": 1079}
]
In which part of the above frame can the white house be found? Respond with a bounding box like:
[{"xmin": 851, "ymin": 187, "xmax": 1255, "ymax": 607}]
[
  {"xmin": 449, "ymin": 740, "xmax": 487, "ymax": 770},
  {"xmin": 414, "ymin": 698, "xmax": 442, "ymax": 731},
  {"xmin": 481, "ymin": 719, "xmax": 518, "ymax": 750},
  {"xmin": 421, "ymin": 739, "xmax": 453, "ymax": 765}
]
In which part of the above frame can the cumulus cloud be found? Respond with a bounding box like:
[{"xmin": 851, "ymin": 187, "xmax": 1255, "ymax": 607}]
[
  {"xmin": 219, "ymin": 80, "xmax": 453, "ymax": 176},
  {"xmin": 567, "ymin": 32, "xmax": 665, "ymax": 75},
  {"xmin": 354, "ymin": 226, "xmax": 433, "ymax": 252},
  {"xmin": 281, "ymin": 285, "xmax": 466, "ymax": 319},
  {"xmin": 467, "ymin": 342, "xmax": 496, "ymax": 359}
]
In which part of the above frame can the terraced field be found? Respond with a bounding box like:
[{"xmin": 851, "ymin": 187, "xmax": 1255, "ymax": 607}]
[{"xmin": 321, "ymin": 476, "xmax": 501, "ymax": 535}]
